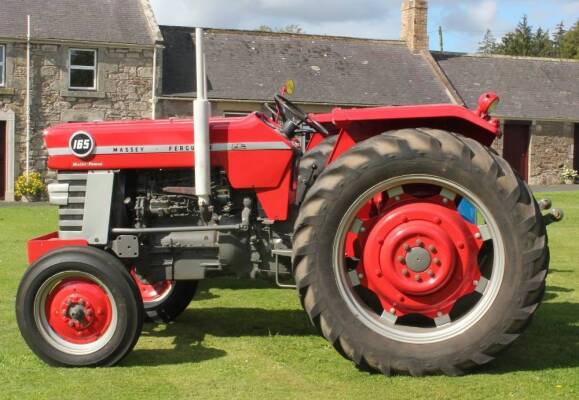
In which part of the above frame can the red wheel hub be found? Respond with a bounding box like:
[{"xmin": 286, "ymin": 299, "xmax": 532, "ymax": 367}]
[
  {"xmin": 45, "ymin": 279, "xmax": 113, "ymax": 344},
  {"xmin": 354, "ymin": 196, "xmax": 484, "ymax": 319},
  {"xmin": 131, "ymin": 268, "xmax": 173, "ymax": 303}
]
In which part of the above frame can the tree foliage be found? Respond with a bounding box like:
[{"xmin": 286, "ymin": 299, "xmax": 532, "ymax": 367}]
[{"xmin": 478, "ymin": 16, "xmax": 579, "ymax": 59}]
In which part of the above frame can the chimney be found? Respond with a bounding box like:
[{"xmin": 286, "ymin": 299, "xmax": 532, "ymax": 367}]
[{"xmin": 401, "ymin": 0, "xmax": 429, "ymax": 53}]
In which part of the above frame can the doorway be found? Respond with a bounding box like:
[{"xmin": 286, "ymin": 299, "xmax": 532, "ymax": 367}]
[
  {"xmin": 0, "ymin": 121, "xmax": 5, "ymax": 200},
  {"xmin": 503, "ymin": 122, "xmax": 531, "ymax": 182}
]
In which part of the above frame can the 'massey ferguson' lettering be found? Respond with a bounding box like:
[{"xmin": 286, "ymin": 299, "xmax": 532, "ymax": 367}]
[
  {"xmin": 168, "ymin": 145, "xmax": 194, "ymax": 152},
  {"xmin": 112, "ymin": 146, "xmax": 146, "ymax": 153}
]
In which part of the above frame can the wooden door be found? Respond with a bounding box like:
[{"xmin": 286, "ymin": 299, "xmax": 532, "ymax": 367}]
[
  {"xmin": 503, "ymin": 122, "xmax": 530, "ymax": 182},
  {"xmin": 0, "ymin": 121, "xmax": 5, "ymax": 200},
  {"xmin": 574, "ymin": 124, "xmax": 579, "ymax": 171}
]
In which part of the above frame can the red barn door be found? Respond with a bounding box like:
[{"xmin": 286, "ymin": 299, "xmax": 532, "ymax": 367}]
[{"xmin": 503, "ymin": 122, "xmax": 530, "ymax": 182}]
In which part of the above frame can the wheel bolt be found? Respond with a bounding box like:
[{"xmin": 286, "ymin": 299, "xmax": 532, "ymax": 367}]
[
  {"xmin": 398, "ymin": 256, "xmax": 406, "ymax": 264},
  {"xmin": 416, "ymin": 239, "xmax": 423, "ymax": 247},
  {"xmin": 403, "ymin": 244, "xmax": 411, "ymax": 251},
  {"xmin": 402, "ymin": 268, "xmax": 409, "ymax": 276},
  {"xmin": 427, "ymin": 269, "xmax": 435, "ymax": 277},
  {"xmin": 415, "ymin": 274, "xmax": 422, "ymax": 282},
  {"xmin": 434, "ymin": 257, "xmax": 441, "ymax": 266},
  {"xmin": 429, "ymin": 245, "xmax": 437, "ymax": 253}
]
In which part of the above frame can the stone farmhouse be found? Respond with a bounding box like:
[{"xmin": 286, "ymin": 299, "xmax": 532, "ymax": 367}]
[{"xmin": 0, "ymin": 0, "xmax": 577, "ymax": 201}]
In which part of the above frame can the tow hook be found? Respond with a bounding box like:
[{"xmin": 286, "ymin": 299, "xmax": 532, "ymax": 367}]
[{"xmin": 539, "ymin": 199, "xmax": 564, "ymax": 226}]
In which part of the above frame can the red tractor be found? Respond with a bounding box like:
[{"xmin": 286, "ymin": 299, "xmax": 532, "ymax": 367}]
[{"xmin": 16, "ymin": 29, "xmax": 562, "ymax": 375}]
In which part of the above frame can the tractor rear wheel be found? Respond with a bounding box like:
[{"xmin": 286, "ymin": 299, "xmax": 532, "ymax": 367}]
[
  {"xmin": 293, "ymin": 128, "xmax": 548, "ymax": 376},
  {"xmin": 16, "ymin": 247, "xmax": 143, "ymax": 367},
  {"xmin": 131, "ymin": 268, "xmax": 198, "ymax": 323}
]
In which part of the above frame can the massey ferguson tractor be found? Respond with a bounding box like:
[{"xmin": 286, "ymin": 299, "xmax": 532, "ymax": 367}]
[{"xmin": 15, "ymin": 29, "xmax": 563, "ymax": 376}]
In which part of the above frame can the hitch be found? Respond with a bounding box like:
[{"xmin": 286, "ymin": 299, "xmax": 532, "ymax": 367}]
[{"xmin": 539, "ymin": 198, "xmax": 564, "ymax": 226}]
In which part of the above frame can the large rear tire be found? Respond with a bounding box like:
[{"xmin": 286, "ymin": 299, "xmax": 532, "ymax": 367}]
[
  {"xmin": 293, "ymin": 128, "xmax": 548, "ymax": 376},
  {"xmin": 16, "ymin": 247, "xmax": 143, "ymax": 367}
]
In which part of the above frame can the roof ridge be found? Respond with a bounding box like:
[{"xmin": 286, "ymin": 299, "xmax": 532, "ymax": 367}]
[
  {"xmin": 159, "ymin": 25, "xmax": 405, "ymax": 45},
  {"xmin": 433, "ymin": 51, "xmax": 579, "ymax": 64}
]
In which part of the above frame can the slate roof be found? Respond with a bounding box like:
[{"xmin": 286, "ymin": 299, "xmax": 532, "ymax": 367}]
[
  {"xmin": 435, "ymin": 53, "xmax": 579, "ymax": 121},
  {"xmin": 0, "ymin": 0, "xmax": 157, "ymax": 46},
  {"xmin": 160, "ymin": 26, "xmax": 451, "ymax": 106}
]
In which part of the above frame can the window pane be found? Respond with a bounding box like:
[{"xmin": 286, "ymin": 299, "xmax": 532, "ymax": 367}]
[
  {"xmin": 0, "ymin": 65, "xmax": 4, "ymax": 86},
  {"xmin": 0, "ymin": 45, "xmax": 4, "ymax": 63},
  {"xmin": 70, "ymin": 50, "xmax": 95, "ymax": 67},
  {"xmin": 70, "ymin": 69, "xmax": 95, "ymax": 88}
]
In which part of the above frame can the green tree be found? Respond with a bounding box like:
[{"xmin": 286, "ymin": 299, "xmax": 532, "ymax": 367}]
[
  {"xmin": 553, "ymin": 21, "xmax": 566, "ymax": 57},
  {"xmin": 257, "ymin": 24, "xmax": 305, "ymax": 34},
  {"xmin": 496, "ymin": 15, "xmax": 535, "ymax": 56},
  {"xmin": 560, "ymin": 20, "xmax": 579, "ymax": 59},
  {"xmin": 478, "ymin": 29, "xmax": 497, "ymax": 54}
]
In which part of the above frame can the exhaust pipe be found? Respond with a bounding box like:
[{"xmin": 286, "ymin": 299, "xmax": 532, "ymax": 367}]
[{"xmin": 194, "ymin": 28, "xmax": 211, "ymax": 207}]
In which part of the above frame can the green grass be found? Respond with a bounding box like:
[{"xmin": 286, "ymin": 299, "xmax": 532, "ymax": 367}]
[{"xmin": 0, "ymin": 192, "xmax": 578, "ymax": 400}]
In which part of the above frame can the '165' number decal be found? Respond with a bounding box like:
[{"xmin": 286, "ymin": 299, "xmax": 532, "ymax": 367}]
[{"xmin": 69, "ymin": 131, "xmax": 95, "ymax": 158}]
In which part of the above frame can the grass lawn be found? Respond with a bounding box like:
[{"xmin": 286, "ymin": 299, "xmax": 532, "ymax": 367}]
[{"xmin": 0, "ymin": 192, "xmax": 578, "ymax": 400}]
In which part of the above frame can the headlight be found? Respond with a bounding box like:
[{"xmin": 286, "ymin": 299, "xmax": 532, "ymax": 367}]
[{"xmin": 476, "ymin": 92, "xmax": 500, "ymax": 117}]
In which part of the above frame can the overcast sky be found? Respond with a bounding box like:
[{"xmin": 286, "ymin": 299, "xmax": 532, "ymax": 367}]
[{"xmin": 150, "ymin": 0, "xmax": 579, "ymax": 53}]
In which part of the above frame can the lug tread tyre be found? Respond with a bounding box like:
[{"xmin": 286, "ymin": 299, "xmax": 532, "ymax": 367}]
[
  {"xmin": 16, "ymin": 246, "xmax": 143, "ymax": 367},
  {"xmin": 293, "ymin": 128, "xmax": 549, "ymax": 376}
]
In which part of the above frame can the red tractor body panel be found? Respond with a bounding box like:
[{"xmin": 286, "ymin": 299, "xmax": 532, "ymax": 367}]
[{"xmin": 43, "ymin": 104, "xmax": 499, "ymax": 221}]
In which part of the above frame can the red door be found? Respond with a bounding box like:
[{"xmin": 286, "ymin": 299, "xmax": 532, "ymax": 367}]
[
  {"xmin": 574, "ymin": 124, "xmax": 579, "ymax": 171},
  {"xmin": 503, "ymin": 122, "xmax": 530, "ymax": 182},
  {"xmin": 0, "ymin": 121, "xmax": 5, "ymax": 200}
]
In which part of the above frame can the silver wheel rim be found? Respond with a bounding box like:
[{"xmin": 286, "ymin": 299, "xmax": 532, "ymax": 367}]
[
  {"xmin": 332, "ymin": 175, "xmax": 506, "ymax": 344},
  {"xmin": 33, "ymin": 271, "xmax": 119, "ymax": 355}
]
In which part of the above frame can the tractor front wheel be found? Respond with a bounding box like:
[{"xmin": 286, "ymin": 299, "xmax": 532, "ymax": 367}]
[
  {"xmin": 293, "ymin": 128, "xmax": 548, "ymax": 376},
  {"xmin": 16, "ymin": 247, "xmax": 143, "ymax": 367}
]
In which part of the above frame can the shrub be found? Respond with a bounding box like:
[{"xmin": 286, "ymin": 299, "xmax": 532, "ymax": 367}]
[
  {"xmin": 560, "ymin": 166, "xmax": 578, "ymax": 183},
  {"xmin": 15, "ymin": 172, "xmax": 46, "ymax": 200}
]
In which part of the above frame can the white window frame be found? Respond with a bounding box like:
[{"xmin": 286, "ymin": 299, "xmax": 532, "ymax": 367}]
[
  {"xmin": 0, "ymin": 45, "xmax": 5, "ymax": 87},
  {"xmin": 68, "ymin": 48, "xmax": 97, "ymax": 90}
]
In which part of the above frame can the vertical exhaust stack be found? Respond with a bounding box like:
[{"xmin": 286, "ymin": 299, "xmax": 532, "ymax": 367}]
[{"xmin": 194, "ymin": 28, "xmax": 211, "ymax": 207}]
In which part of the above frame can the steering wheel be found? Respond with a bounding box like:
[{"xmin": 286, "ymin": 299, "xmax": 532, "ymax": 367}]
[{"xmin": 274, "ymin": 94, "xmax": 330, "ymax": 136}]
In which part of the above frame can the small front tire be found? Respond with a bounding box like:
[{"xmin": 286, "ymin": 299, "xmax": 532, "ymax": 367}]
[{"xmin": 16, "ymin": 247, "xmax": 143, "ymax": 367}]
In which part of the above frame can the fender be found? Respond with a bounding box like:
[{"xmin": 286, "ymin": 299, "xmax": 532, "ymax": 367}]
[{"xmin": 311, "ymin": 103, "xmax": 500, "ymax": 163}]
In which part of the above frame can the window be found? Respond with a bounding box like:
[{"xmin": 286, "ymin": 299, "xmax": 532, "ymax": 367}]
[
  {"xmin": 0, "ymin": 45, "xmax": 5, "ymax": 87},
  {"xmin": 69, "ymin": 49, "xmax": 97, "ymax": 90}
]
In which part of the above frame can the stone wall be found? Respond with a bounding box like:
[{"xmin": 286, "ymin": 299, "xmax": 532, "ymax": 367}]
[
  {"xmin": 0, "ymin": 42, "xmax": 155, "ymax": 179},
  {"xmin": 529, "ymin": 121, "xmax": 574, "ymax": 185}
]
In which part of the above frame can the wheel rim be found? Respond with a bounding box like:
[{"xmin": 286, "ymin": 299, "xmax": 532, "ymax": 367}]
[
  {"xmin": 130, "ymin": 268, "xmax": 174, "ymax": 304},
  {"xmin": 34, "ymin": 271, "xmax": 118, "ymax": 355},
  {"xmin": 333, "ymin": 175, "xmax": 505, "ymax": 344}
]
